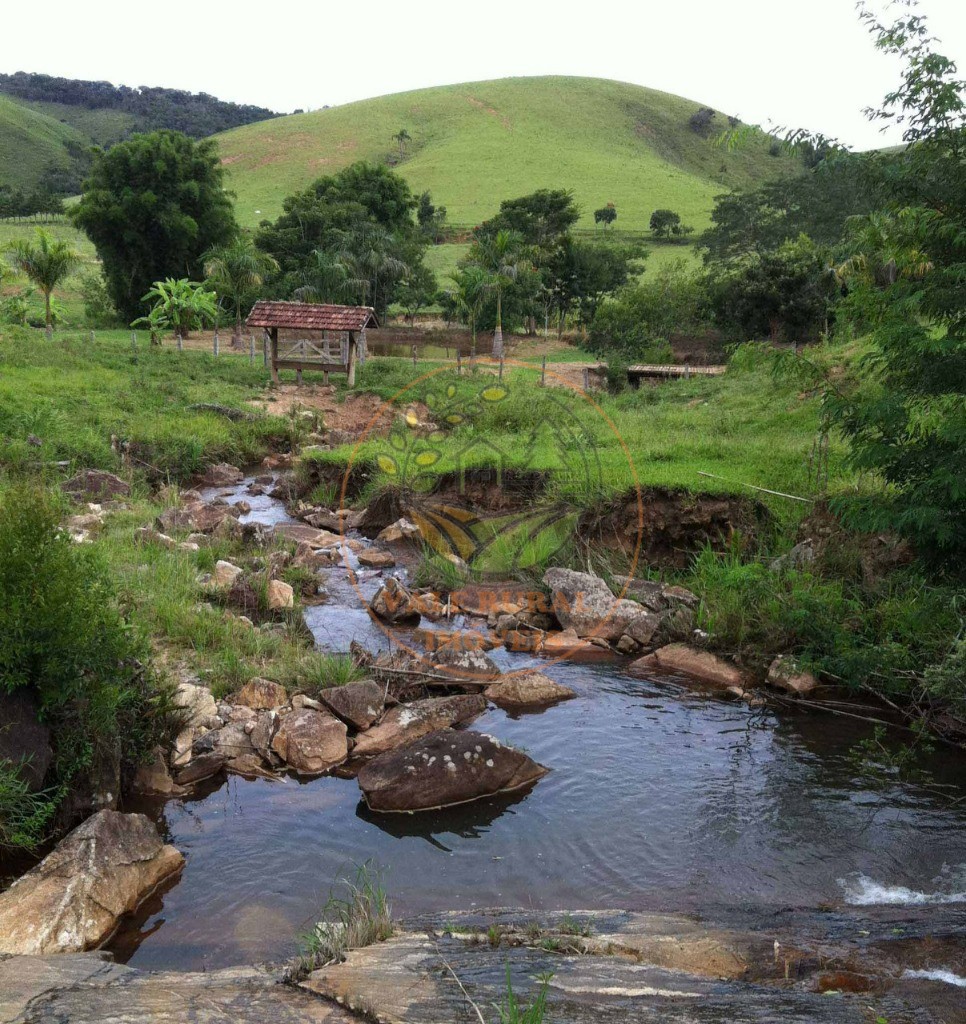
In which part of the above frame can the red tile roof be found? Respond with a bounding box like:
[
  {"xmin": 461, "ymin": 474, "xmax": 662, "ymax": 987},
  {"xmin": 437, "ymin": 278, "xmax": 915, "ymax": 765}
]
[{"xmin": 246, "ymin": 301, "xmax": 378, "ymax": 332}]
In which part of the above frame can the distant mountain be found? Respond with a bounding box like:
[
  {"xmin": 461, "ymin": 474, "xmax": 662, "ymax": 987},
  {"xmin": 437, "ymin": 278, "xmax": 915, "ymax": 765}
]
[
  {"xmin": 0, "ymin": 72, "xmax": 280, "ymax": 195},
  {"xmin": 215, "ymin": 76, "xmax": 801, "ymax": 232}
]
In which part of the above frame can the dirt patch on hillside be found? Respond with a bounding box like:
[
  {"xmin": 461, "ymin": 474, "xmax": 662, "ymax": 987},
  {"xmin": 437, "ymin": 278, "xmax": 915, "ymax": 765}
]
[{"xmin": 251, "ymin": 385, "xmax": 429, "ymax": 439}]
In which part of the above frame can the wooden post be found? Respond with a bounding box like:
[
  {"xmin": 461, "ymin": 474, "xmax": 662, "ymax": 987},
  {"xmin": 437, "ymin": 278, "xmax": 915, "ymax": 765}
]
[
  {"xmin": 270, "ymin": 328, "xmax": 279, "ymax": 383},
  {"xmin": 296, "ymin": 366, "xmax": 303, "ymax": 385},
  {"xmin": 457, "ymin": 351, "xmax": 462, "ymax": 376},
  {"xmin": 582, "ymin": 367, "xmax": 590, "ymax": 391},
  {"xmin": 176, "ymin": 332, "xmax": 183, "ymax": 352},
  {"xmin": 130, "ymin": 330, "xmax": 136, "ymax": 351},
  {"xmin": 347, "ymin": 332, "xmax": 357, "ymax": 387},
  {"xmin": 541, "ymin": 355, "xmax": 547, "ymax": 386},
  {"xmin": 263, "ymin": 331, "xmax": 269, "ymax": 369},
  {"xmin": 249, "ymin": 333, "xmax": 255, "ymax": 363},
  {"xmin": 685, "ymin": 364, "xmax": 691, "ymax": 380},
  {"xmin": 213, "ymin": 328, "xmax": 219, "ymax": 357},
  {"xmin": 89, "ymin": 330, "xmax": 95, "ymax": 346},
  {"xmin": 499, "ymin": 356, "xmax": 504, "ymax": 380},
  {"xmin": 412, "ymin": 344, "xmax": 417, "ymax": 370}
]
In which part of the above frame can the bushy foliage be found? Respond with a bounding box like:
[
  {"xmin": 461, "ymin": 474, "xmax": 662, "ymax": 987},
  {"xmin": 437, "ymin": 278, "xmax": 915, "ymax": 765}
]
[
  {"xmin": 80, "ymin": 270, "xmax": 120, "ymax": 328},
  {"xmin": 587, "ymin": 260, "xmax": 709, "ymax": 359},
  {"xmin": 708, "ymin": 234, "xmax": 838, "ymax": 343},
  {"xmin": 72, "ymin": 131, "xmax": 237, "ymax": 320},
  {"xmin": 0, "ymin": 483, "xmax": 166, "ymax": 845},
  {"xmin": 255, "ymin": 161, "xmax": 426, "ymax": 316}
]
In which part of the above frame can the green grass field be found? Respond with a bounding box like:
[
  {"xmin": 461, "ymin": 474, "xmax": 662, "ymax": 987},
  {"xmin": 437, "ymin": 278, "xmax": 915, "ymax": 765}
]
[{"xmin": 216, "ymin": 76, "xmax": 798, "ymax": 230}]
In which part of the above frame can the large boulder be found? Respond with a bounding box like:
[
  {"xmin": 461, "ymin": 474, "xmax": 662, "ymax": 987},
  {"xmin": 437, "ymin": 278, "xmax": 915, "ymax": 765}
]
[
  {"xmin": 0, "ymin": 811, "xmax": 183, "ymax": 954},
  {"xmin": 485, "ymin": 671, "xmax": 576, "ymax": 709},
  {"xmin": 191, "ymin": 722, "xmax": 256, "ymax": 760},
  {"xmin": 0, "ymin": 690, "xmax": 51, "ymax": 790},
  {"xmin": 629, "ymin": 644, "xmax": 748, "ymax": 690},
  {"xmin": 275, "ymin": 523, "xmax": 343, "ymax": 548},
  {"xmin": 369, "ymin": 578, "xmax": 421, "ymax": 626},
  {"xmin": 352, "ymin": 695, "xmax": 486, "ymax": 758},
  {"xmin": 62, "ymin": 469, "xmax": 130, "ymax": 501},
  {"xmin": 270, "ymin": 709, "xmax": 348, "ymax": 775},
  {"xmin": 209, "ymin": 560, "xmax": 243, "ymax": 590},
  {"xmin": 357, "ymin": 729, "xmax": 549, "ymax": 812},
  {"xmin": 542, "ymin": 568, "xmax": 647, "ymax": 641},
  {"xmin": 266, "ymin": 579, "xmax": 295, "ymax": 610},
  {"xmin": 156, "ymin": 502, "xmax": 235, "ymax": 536},
  {"xmin": 319, "ymin": 680, "xmax": 385, "ymax": 732}
]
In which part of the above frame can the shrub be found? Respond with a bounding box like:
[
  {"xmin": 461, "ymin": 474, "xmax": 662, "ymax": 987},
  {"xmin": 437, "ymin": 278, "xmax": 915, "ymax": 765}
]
[
  {"xmin": 0, "ymin": 483, "xmax": 168, "ymax": 845},
  {"xmin": 80, "ymin": 270, "xmax": 120, "ymax": 328}
]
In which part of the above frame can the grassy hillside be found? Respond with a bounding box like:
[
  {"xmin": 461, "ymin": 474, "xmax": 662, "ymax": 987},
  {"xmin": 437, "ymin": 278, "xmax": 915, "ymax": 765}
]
[
  {"xmin": 0, "ymin": 94, "xmax": 87, "ymax": 191},
  {"xmin": 217, "ymin": 76, "xmax": 799, "ymax": 230},
  {"xmin": 13, "ymin": 98, "xmax": 137, "ymax": 147}
]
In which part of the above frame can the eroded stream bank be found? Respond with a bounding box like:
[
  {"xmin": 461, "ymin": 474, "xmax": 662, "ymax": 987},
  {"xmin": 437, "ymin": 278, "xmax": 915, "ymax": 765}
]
[{"xmin": 103, "ymin": 476, "xmax": 966, "ymax": 1009}]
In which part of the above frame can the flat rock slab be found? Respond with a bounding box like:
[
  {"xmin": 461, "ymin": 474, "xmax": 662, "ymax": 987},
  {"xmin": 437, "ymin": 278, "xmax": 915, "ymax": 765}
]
[
  {"xmin": 352, "ymin": 695, "xmax": 486, "ymax": 758},
  {"xmin": 629, "ymin": 643, "xmax": 748, "ymax": 690},
  {"xmin": 303, "ymin": 927, "xmax": 865, "ymax": 1024},
  {"xmin": 0, "ymin": 811, "xmax": 183, "ymax": 955},
  {"xmin": 357, "ymin": 728, "xmax": 548, "ymax": 812},
  {"xmin": 0, "ymin": 955, "xmax": 357, "ymax": 1024}
]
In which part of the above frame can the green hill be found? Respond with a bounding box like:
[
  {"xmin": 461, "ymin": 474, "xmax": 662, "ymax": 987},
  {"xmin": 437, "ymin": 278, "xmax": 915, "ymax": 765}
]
[
  {"xmin": 216, "ymin": 76, "xmax": 800, "ymax": 231},
  {"xmin": 0, "ymin": 94, "xmax": 88, "ymax": 192}
]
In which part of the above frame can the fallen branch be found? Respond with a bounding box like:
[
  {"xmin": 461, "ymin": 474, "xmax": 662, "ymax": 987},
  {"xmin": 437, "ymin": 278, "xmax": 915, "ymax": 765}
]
[{"xmin": 697, "ymin": 471, "xmax": 813, "ymax": 504}]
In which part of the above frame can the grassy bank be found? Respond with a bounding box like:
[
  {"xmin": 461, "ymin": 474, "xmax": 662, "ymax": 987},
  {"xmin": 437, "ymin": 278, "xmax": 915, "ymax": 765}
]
[{"xmin": 0, "ymin": 328, "xmax": 291, "ymax": 478}]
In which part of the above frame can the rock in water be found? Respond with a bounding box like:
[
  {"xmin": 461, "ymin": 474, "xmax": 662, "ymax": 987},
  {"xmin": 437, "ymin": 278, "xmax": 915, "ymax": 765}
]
[
  {"xmin": 368, "ymin": 578, "xmax": 420, "ymax": 625},
  {"xmin": 767, "ymin": 655, "xmax": 819, "ymax": 696},
  {"xmin": 629, "ymin": 643, "xmax": 748, "ymax": 690},
  {"xmin": 319, "ymin": 680, "xmax": 385, "ymax": 731},
  {"xmin": 270, "ymin": 709, "xmax": 348, "ymax": 774},
  {"xmin": 0, "ymin": 811, "xmax": 183, "ymax": 955},
  {"xmin": 358, "ymin": 729, "xmax": 548, "ymax": 812},
  {"xmin": 200, "ymin": 462, "xmax": 244, "ymax": 487},
  {"xmin": 352, "ymin": 695, "xmax": 486, "ymax": 758},
  {"xmin": 485, "ymin": 671, "xmax": 576, "ymax": 709},
  {"xmin": 433, "ymin": 643, "xmax": 501, "ymax": 680}
]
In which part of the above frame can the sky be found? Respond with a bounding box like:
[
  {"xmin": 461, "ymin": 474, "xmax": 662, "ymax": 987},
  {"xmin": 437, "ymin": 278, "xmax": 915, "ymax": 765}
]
[{"xmin": 3, "ymin": 0, "xmax": 965, "ymax": 150}]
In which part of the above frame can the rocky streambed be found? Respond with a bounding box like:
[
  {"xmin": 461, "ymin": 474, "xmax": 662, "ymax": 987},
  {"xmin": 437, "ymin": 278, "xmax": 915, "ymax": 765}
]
[{"xmin": 3, "ymin": 466, "xmax": 966, "ymax": 1022}]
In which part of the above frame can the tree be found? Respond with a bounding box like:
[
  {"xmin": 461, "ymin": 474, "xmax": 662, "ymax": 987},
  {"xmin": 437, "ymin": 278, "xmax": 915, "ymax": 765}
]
[
  {"xmin": 816, "ymin": 1, "xmax": 966, "ymax": 563},
  {"xmin": 416, "ymin": 191, "xmax": 447, "ymax": 242},
  {"xmin": 709, "ymin": 235, "xmax": 838, "ymax": 342},
  {"xmin": 594, "ymin": 203, "xmax": 617, "ymax": 230},
  {"xmin": 650, "ymin": 209, "xmax": 692, "ymax": 240},
  {"xmin": 396, "ymin": 265, "xmax": 437, "ymax": 327},
  {"xmin": 482, "ymin": 189, "xmax": 579, "ymax": 249},
  {"xmin": 203, "ymin": 238, "xmax": 279, "ymax": 346},
  {"xmin": 255, "ymin": 162, "xmax": 421, "ymax": 310},
  {"xmin": 4, "ymin": 229, "xmax": 81, "ymax": 330},
  {"xmin": 392, "ymin": 128, "xmax": 412, "ymax": 161},
  {"xmin": 446, "ymin": 266, "xmax": 489, "ymax": 358},
  {"xmin": 465, "ymin": 229, "xmax": 529, "ymax": 357},
  {"xmin": 71, "ymin": 130, "xmax": 237, "ymax": 320},
  {"xmin": 545, "ymin": 237, "xmax": 642, "ymax": 333},
  {"xmin": 133, "ymin": 278, "xmax": 218, "ymax": 342}
]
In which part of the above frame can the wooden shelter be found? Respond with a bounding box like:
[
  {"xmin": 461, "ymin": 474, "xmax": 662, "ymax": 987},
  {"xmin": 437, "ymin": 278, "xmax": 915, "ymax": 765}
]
[{"xmin": 245, "ymin": 301, "xmax": 379, "ymax": 386}]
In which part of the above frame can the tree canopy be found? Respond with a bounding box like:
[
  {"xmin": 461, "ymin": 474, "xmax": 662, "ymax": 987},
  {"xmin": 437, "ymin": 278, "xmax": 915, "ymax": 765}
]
[{"xmin": 72, "ymin": 130, "xmax": 237, "ymax": 320}]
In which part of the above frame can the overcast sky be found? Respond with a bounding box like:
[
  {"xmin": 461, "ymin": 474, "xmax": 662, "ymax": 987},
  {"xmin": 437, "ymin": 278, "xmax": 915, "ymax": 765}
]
[{"xmin": 4, "ymin": 0, "xmax": 964, "ymax": 150}]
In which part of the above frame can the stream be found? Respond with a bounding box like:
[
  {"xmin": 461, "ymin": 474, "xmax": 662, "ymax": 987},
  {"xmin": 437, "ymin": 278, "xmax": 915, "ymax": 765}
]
[{"xmin": 112, "ymin": 478, "xmax": 966, "ymax": 973}]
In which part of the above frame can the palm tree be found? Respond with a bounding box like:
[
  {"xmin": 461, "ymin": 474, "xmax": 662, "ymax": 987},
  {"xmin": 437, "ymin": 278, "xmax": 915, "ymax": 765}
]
[
  {"xmin": 336, "ymin": 223, "xmax": 410, "ymax": 317},
  {"xmin": 203, "ymin": 238, "xmax": 279, "ymax": 346},
  {"xmin": 467, "ymin": 229, "xmax": 527, "ymax": 357},
  {"xmin": 5, "ymin": 229, "xmax": 81, "ymax": 331},
  {"xmin": 292, "ymin": 250, "xmax": 355, "ymax": 304},
  {"xmin": 447, "ymin": 266, "xmax": 489, "ymax": 359},
  {"xmin": 392, "ymin": 128, "xmax": 411, "ymax": 161}
]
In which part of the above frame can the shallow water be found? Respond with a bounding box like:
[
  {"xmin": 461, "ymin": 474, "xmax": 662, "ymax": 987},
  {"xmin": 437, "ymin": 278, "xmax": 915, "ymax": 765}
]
[{"xmin": 112, "ymin": 481, "xmax": 966, "ymax": 971}]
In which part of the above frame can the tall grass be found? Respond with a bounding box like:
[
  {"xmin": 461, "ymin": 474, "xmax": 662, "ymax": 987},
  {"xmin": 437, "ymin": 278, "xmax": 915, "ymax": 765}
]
[{"xmin": 296, "ymin": 862, "xmax": 393, "ymax": 972}]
